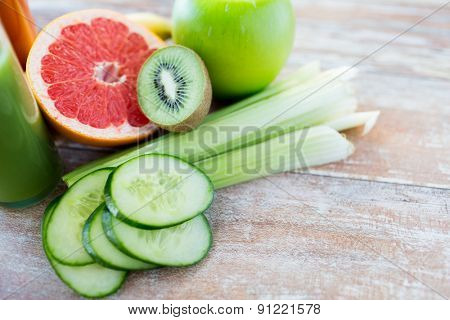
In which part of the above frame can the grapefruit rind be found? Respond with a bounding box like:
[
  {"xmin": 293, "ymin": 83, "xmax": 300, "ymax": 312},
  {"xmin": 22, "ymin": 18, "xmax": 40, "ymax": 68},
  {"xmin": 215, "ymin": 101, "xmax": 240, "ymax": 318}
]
[{"xmin": 27, "ymin": 9, "xmax": 165, "ymax": 146}]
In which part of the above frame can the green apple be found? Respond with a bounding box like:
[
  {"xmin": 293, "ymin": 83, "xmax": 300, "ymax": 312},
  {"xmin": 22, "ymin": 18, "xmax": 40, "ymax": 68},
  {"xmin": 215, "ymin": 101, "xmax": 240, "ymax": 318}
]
[{"xmin": 172, "ymin": 0, "xmax": 295, "ymax": 99}]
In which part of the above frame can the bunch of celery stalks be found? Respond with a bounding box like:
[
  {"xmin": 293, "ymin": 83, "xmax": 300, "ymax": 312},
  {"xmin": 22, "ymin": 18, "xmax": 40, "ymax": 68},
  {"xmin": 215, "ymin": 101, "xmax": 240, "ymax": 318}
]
[{"xmin": 64, "ymin": 62, "xmax": 379, "ymax": 188}]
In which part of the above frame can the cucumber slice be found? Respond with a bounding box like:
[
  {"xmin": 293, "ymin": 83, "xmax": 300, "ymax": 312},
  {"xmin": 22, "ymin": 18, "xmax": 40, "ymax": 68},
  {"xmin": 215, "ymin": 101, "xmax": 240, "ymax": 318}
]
[
  {"xmin": 42, "ymin": 198, "xmax": 126, "ymax": 299},
  {"xmin": 105, "ymin": 154, "xmax": 214, "ymax": 229},
  {"xmin": 82, "ymin": 204, "xmax": 158, "ymax": 271},
  {"xmin": 103, "ymin": 210, "xmax": 212, "ymax": 267},
  {"xmin": 46, "ymin": 169, "xmax": 113, "ymax": 265}
]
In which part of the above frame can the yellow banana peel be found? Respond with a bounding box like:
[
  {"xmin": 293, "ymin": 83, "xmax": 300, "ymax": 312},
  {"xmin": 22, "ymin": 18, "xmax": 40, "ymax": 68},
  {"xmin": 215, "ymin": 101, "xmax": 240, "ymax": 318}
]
[{"xmin": 127, "ymin": 12, "xmax": 172, "ymax": 40}]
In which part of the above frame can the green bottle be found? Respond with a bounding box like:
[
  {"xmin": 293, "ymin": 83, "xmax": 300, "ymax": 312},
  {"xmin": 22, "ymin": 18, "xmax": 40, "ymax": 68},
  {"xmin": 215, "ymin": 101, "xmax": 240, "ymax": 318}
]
[{"xmin": 0, "ymin": 23, "xmax": 62, "ymax": 208}]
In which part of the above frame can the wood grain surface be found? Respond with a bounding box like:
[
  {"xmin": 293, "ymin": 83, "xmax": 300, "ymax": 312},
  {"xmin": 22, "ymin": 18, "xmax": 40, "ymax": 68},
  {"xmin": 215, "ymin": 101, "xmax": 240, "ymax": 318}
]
[{"xmin": 0, "ymin": 0, "xmax": 449, "ymax": 299}]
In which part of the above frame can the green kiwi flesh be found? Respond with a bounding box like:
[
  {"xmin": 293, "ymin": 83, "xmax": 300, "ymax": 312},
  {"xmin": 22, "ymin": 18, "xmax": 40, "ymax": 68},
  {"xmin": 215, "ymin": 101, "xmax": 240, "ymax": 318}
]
[{"xmin": 137, "ymin": 45, "xmax": 212, "ymax": 132}]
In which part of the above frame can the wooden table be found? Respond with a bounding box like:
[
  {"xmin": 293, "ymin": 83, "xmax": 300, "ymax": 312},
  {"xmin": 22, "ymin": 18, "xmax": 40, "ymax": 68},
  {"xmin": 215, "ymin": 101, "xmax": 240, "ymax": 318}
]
[{"xmin": 1, "ymin": 0, "xmax": 449, "ymax": 299}]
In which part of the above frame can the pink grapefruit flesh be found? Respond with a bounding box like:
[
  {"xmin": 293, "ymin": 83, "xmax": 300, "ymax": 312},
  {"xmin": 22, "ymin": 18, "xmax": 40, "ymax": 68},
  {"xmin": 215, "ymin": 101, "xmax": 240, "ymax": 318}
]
[{"xmin": 27, "ymin": 10, "xmax": 165, "ymax": 146}]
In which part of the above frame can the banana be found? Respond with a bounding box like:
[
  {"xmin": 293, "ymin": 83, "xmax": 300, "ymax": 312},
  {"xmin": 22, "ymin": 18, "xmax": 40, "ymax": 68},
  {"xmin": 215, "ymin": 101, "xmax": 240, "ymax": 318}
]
[{"xmin": 127, "ymin": 12, "xmax": 172, "ymax": 40}]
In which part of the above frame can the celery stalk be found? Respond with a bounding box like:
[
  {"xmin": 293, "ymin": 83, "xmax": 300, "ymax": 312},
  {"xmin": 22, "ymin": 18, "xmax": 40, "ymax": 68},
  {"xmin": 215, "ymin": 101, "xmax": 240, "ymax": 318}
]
[
  {"xmin": 64, "ymin": 86, "xmax": 354, "ymax": 186},
  {"xmin": 325, "ymin": 111, "xmax": 380, "ymax": 135},
  {"xmin": 64, "ymin": 63, "xmax": 324, "ymax": 186},
  {"xmin": 205, "ymin": 61, "xmax": 321, "ymax": 123},
  {"xmin": 195, "ymin": 126, "xmax": 354, "ymax": 189},
  {"xmin": 63, "ymin": 66, "xmax": 360, "ymax": 187}
]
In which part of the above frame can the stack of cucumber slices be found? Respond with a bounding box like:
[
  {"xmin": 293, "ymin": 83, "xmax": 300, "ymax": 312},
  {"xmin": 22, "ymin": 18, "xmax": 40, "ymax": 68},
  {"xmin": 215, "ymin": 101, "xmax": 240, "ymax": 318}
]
[{"xmin": 42, "ymin": 154, "xmax": 214, "ymax": 298}]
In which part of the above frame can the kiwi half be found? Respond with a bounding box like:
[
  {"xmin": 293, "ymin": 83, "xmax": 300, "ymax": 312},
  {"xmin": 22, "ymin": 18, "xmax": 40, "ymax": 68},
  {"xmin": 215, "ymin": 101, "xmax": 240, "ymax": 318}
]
[{"xmin": 137, "ymin": 45, "xmax": 212, "ymax": 132}]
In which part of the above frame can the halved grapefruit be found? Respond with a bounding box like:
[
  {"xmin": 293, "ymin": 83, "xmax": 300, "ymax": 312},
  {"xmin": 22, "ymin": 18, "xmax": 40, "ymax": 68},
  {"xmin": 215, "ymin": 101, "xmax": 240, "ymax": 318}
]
[{"xmin": 27, "ymin": 9, "xmax": 165, "ymax": 146}]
